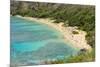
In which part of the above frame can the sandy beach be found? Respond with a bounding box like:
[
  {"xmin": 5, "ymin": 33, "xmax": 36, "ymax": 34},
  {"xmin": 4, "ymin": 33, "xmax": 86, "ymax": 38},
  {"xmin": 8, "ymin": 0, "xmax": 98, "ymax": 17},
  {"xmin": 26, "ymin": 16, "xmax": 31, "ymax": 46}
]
[{"xmin": 16, "ymin": 15, "xmax": 92, "ymax": 51}]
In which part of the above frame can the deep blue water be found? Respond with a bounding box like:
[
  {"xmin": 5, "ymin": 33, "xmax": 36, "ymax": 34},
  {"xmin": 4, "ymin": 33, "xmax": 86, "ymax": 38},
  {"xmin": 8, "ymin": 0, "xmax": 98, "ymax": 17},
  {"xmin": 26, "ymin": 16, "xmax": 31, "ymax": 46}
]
[{"xmin": 10, "ymin": 16, "xmax": 79, "ymax": 65}]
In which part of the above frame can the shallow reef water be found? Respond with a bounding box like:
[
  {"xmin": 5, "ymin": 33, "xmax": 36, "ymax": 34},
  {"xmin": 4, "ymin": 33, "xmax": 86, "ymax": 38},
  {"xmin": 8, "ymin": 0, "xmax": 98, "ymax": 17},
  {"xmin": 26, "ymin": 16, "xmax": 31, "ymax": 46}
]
[{"xmin": 10, "ymin": 16, "xmax": 79, "ymax": 65}]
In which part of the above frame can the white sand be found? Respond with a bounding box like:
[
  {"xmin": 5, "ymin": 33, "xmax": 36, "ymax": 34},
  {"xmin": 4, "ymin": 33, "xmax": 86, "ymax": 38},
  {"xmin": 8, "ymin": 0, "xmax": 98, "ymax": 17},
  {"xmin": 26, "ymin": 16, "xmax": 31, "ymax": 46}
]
[{"xmin": 16, "ymin": 15, "xmax": 92, "ymax": 51}]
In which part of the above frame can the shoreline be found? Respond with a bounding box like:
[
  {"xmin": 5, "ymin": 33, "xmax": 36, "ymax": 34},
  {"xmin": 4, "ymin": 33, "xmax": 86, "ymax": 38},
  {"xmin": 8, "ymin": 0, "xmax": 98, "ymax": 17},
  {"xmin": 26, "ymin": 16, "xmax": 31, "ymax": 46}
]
[{"xmin": 15, "ymin": 15, "xmax": 92, "ymax": 51}]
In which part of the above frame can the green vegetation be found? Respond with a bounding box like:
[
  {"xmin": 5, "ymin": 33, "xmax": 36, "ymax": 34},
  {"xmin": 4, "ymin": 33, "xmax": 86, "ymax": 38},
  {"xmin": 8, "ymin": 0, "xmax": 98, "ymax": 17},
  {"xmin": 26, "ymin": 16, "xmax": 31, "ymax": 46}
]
[
  {"xmin": 66, "ymin": 49, "xmax": 95, "ymax": 63},
  {"xmin": 44, "ymin": 49, "xmax": 95, "ymax": 64},
  {"xmin": 11, "ymin": 1, "xmax": 95, "ymax": 63},
  {"xmin": 72, "ymin": 31, "xmax": 79, "ymax": 34}
]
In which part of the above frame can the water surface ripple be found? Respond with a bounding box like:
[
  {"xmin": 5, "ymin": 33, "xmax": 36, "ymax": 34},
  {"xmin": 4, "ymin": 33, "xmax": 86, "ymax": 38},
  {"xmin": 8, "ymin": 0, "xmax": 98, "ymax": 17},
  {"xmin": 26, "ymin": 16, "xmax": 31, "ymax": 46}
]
[{"xmin": 11, "ymin": 16, "xmax": 79, "ymax": 65}]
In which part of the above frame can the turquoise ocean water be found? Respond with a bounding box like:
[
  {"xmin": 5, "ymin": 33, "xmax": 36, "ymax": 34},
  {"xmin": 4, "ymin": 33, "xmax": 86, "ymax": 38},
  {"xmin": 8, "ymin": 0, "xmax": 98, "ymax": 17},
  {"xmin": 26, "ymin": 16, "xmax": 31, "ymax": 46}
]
[{"xmin": 10, "ymin": 16, "xmax": 79, "ymax": 65}]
